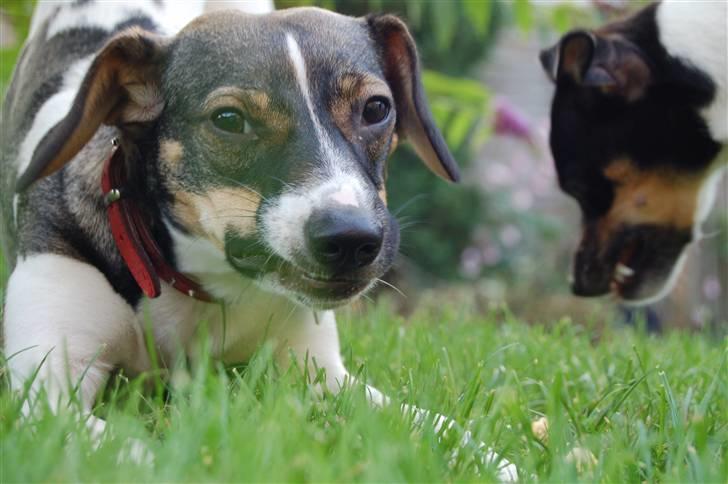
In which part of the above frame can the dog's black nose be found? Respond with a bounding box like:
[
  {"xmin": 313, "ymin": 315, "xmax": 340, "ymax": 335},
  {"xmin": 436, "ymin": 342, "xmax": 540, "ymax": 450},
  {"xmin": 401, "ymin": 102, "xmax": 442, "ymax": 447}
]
[
  {"xmin": 572, "ymin": 273, "xmax": 610, "ymax": 297},
  {"xmin": 571, "ymin": 251, "xmax": 611, "ymax": 297},
  {"xmin": 305, "ymin": 207, "xmax": 383, "ymax": 273}
]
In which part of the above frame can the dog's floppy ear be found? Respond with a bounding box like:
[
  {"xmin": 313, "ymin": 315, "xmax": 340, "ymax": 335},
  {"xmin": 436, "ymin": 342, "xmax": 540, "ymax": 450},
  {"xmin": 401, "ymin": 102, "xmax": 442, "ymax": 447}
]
[
  {"xmin": 367, "ymin": 14, "xmax": 460, "ymax": 183},
  {"xmin": 540, "ymin": 31, "xmax": 596, "ymax": 83},
  {"xmin": 16, "ymin": 27, "xmax": 169, "ymax": 192},
  {"xmin": 540, "ymin": 30, "xmax": 650, "ymax": 101}
]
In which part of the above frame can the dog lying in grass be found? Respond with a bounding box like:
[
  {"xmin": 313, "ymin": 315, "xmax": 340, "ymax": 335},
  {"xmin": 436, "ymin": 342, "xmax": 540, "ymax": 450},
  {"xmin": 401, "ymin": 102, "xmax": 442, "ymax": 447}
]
[
  {"xmin": 540, "ymin": 0, "xmax": 726, "ymax": 305},
  {"xmin": 0, "ymin": 0, "xmax": 516, "ymax": 479}
]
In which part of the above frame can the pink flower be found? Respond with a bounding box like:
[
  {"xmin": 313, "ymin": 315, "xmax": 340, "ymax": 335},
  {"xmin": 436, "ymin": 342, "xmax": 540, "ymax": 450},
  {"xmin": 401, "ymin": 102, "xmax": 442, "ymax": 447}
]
[
  {"xmin": 482, "ymin": 245, "xmax": 502, "ymax": 266},
  {"xmin": 493, "ymin": 98, "xmax": 533, "ymax": 142},
  {"xmin": 499, "ymin": 225, "xmax": 522, "ymax": 248},
  {"xmin": 461, "ymin": 247, "xmax": 483, "ymax": 278}
]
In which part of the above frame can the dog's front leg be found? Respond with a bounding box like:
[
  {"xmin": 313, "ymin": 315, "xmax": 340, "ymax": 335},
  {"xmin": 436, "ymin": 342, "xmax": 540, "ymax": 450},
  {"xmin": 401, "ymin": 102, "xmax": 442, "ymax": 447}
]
[
  {"xmin": 273, "ymin": 310, "xmax": 518, "ymax": 481},
  {"xmin": 4, "ymin": 254, "xmax": 150, "ymax": 436},
  {"xmin": 272, "ymin": 310, "xmax": 384, "ymax": 402}
]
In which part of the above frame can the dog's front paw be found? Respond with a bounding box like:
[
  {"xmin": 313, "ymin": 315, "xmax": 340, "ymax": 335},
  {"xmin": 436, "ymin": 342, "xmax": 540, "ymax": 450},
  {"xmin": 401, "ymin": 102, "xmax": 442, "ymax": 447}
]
[
  {"xmin": 116, "ymin": 437, "xmax": 154, "ymax": 466},
  {"xmin": 86, "ymin": 415, "xmax": 153, "ymax": 465},
  {"xmin": 458, "ymin": 430, "xmax": 518, "ymax": 482},
  {"xmin": 403, "ymin": 406, "xmax": 518, "ymax": 481}
]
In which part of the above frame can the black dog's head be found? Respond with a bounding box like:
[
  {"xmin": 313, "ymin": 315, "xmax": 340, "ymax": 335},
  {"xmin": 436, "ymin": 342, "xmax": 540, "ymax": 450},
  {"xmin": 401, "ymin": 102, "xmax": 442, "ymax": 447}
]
[
  {"xmin": 17, "ymin": 8, "xmax": 458, "ymax": 308},
  {"xmin": 539, "ymin": 4, "xmax": 723, "ymax": 305}
]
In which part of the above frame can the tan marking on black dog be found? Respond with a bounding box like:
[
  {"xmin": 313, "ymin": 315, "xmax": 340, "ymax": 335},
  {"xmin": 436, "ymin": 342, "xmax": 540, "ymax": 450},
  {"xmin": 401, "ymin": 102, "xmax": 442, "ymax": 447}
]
[
  {"xmin": 172, "ymin": 191, "xmax": 205, "ymax": 237},
  {"xmin": 331, "ymin": 73, "xmax": 393, "ymax": 142},
  {"xmin": 204, "ymin": 86, "xmax": 292, "ymax": 141},
  {"xmin": 377, "ymin": 187, "xmax": 387, "ymax": 205},
  {"xmin": 202, "ymin": 86, "xmax": 248, "ymax": 113},
  {"xmin": 159, "ymin": 139, "xmax": 184, "ymax": 170},
  {"xmin": 174, "ymin": 188, "xmax": 261, "ymax": 248},
  {"xmin": 388, "ymin": 132, "xmax": 399, "ymax": 157},
  {"xmin": 599, "ymin": 158, "xmax": 704, "ymax": 242}
]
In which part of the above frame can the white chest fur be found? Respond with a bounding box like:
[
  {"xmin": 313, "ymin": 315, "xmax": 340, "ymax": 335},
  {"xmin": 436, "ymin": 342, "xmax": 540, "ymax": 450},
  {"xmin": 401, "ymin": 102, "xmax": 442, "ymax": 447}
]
[
  {"xmin": 142, "ymin": 281, "xmax": 318, "ymax": 367},
  {"xmin": 658, "ymin": 0, "xmax": 728, "ymax": 142}
]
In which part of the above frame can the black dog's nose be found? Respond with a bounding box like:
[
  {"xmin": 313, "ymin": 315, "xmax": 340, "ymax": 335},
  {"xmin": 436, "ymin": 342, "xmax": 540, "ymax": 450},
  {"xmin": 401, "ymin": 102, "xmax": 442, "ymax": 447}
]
[
  {"xmin": 305, "ymin": 207, "xmax": 383, "ymax": 273},
  {"xmin": 572, "ymin": 273, "xmax": 610, "ymax": 297},
  {"xmin": 571, "ymin": 250, "xmax": 611, "ymax": 297}
]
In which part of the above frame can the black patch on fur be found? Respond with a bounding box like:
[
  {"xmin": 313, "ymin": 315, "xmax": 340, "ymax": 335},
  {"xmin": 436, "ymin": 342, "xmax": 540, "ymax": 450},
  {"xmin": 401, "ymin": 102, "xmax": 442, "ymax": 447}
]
[
  {"xmin": 14, "ymin": 27, "xmax": 109, "ymax": 140},
  {"xmin": 548, "ymin": 2, "xmax": 722, "ymax": 220},
  {"xmin": 114, "ymin": 15, "xmax": 159, "ymax": 35},
  {"xmin": 122, "ymin": 130, "xmax": 178, "ymax": 273},
  {"xmin": 18, "ymin": 170, "xmax": 143, "ymax": 306},
  {"xmin": 13, "ymin": 16, "xmax": 159, "ymax": 157}
]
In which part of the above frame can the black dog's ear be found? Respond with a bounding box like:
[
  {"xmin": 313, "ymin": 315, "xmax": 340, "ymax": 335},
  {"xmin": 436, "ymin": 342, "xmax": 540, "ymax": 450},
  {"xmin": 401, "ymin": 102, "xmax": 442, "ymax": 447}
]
[
  {"xmin": 16, "ymin": 28, "xmax": 169, "ymax": 192},
  {"xmin": 540, "ymin": 30, "xmax": 598, "ymax": 84},
  {"xmin": 540, "ymin": 30, "xmax": 650, "ymax": 101},
  {"xmin": 539, "ymin": 40, "xmax": 561, "ymax": 82},
  {"xmin": 367, "ymin": 14, "xmax": 460, "ymax": 183}
]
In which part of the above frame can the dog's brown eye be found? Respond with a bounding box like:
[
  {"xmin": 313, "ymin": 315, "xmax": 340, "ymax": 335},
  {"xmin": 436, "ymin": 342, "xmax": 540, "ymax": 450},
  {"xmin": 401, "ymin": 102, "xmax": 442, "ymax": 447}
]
[
  {"xmin": 362, "ymin": 97, "xmax": 391, "ymax": 125},
  {"xmin": 211, "ymin": 108, "xmax": 248, "ymax": 134}
]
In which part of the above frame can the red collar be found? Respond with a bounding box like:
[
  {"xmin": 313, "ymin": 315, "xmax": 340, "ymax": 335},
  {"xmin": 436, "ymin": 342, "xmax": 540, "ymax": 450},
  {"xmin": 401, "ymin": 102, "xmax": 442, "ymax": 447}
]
[{"xmin": 101, "ymin": 140, "xmax": 215, "ymax": 303}]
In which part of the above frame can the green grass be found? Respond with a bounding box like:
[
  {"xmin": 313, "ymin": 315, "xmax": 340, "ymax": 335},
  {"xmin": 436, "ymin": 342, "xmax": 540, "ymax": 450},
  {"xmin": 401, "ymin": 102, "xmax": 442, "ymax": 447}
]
[{"xmin": 1, "ymin": 302, "xmax": 726, "ymax": 482}]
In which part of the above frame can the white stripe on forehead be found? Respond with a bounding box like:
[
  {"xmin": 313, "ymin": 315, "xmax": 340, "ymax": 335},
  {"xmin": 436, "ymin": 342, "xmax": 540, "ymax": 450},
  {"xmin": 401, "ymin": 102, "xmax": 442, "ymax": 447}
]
[{"xmin": 284, "ymin": 32, "xmax": 341, "ymax": 166}]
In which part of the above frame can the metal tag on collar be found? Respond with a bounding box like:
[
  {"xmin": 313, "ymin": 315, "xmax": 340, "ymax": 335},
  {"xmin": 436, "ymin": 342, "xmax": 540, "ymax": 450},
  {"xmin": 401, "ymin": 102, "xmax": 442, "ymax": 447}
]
[
  {"xmin": 103, "ymin": 138, "xmax": 122, "ymax": 205},
  {"xmin": 104, "ymin": 188, "xmax": 122, "ymax": 205}
]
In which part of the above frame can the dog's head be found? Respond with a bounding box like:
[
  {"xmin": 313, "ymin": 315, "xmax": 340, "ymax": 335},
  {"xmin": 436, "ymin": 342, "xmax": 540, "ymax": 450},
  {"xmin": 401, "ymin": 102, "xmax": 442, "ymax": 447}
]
[
  {"xmin": 17, "ymin": 8, "xmax": 459, "ymax": 308},
  {"xmin": 539, "ymin": 6, "xmax": 723, "ymax": 305}
]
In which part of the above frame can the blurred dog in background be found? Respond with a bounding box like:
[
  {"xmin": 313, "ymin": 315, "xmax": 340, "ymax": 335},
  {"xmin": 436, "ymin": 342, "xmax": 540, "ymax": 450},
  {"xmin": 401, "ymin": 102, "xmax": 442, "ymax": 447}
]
[{"xmin": 541, "ymin": 0, "xmax": 726, "ymax": 306}]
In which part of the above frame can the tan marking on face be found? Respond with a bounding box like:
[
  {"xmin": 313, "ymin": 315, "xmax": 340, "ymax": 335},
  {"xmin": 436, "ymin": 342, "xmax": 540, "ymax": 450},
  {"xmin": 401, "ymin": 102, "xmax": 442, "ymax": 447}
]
[
  {"xmin": 172, "ymin": 188, "xmax": 261, "ymax": 249},
  {"xmin": 247, "ymin": 91, "xmax": 270, "ymax": 113},
  {"xmin": 173, "ymin": 191, "xmax": 205, "ymax": 237},
  {"xmin": 203, "ymin": 86, "xmax": 248, "ymax": 113},
  {"xmin": 378, "ymin": 186, "xmax": 387, "ymax": 205},
  {"xmin": 331, "ymin": 73, "xmax": 393, "ymax": 142},
  {"xmin": 159, "ymin": 139, "xmax": 184, "ymax": 170},
  {"xmin": 388, "ymin": 132, "xmax": 399, "ymax": 157},
  {"xmin": 203, "ymin": 86, "xmax": 291, "ymax": 139},
  {"xmin": 597, "ymin": 158, "xmax": 705, "ymax": 242}
]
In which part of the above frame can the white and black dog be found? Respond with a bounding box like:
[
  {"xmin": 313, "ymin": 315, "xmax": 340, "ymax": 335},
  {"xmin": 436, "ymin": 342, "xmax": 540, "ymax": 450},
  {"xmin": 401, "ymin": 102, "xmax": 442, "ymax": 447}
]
[
  {"xmin": 541, "ymin": 0, "xmax": 726, "ymax": 305},
  {"xmin": 1, "ymin": 0, "xmax": 516, "ymax": 479}
]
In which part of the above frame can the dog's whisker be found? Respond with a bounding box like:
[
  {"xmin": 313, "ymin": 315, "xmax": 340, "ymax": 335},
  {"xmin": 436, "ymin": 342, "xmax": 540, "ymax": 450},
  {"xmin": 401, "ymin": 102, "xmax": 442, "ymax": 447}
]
[
  {"xmin": 207, "ymin": 207, "xmax": 258, "ymax": 213},
  {"xmin": 268, "ymin": 175, "xmax": 296, "ymax": 192},
  {"xmin": 698, "ymin": 229, "xmax": 723, "ymax": 241},
  {"xmin": 398, "ymin": 221, "xmax": 422, "ymax": 232},
  {"xmin": 261, "ymin": 252, "xmax": 277, "ymax": 270},
  {"xmin": 393, "ymin": 193, "xmax": 429, "ymax": 217},
  {"xmin": 204, "ymin": 190, "xmax": 262, "ymax": 207},
  {"xmin": 217, "ymin": 176, "xmax": 268, "ymax": 202},
  {"xmin": 196, "ymin": 215, "xmax": 257, "ymax": 224},
  {"xmin": 375, "ymin": 278, "xmax": 407, "ymax": 299},
  {"xmin": 283, "ymin": 303, "xmax": 299, "ymax": 324}
]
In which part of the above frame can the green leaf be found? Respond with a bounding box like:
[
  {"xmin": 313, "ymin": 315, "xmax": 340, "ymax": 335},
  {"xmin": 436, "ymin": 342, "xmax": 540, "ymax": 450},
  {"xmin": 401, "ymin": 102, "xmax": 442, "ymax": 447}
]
[
  {"xmin": 447, "ymin": 109, "xmax": 478, "ymax": 152},
  {"xmin": 513, "ymin": 0, "xmax": 534, "ymax": 33},
  {"xmin": 463, "ymin": 0, "xmax": 492, "ymax": 36},
  {"xmin": 431, "ymin": 1, "xmax": 458, "ymax": 51}
]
